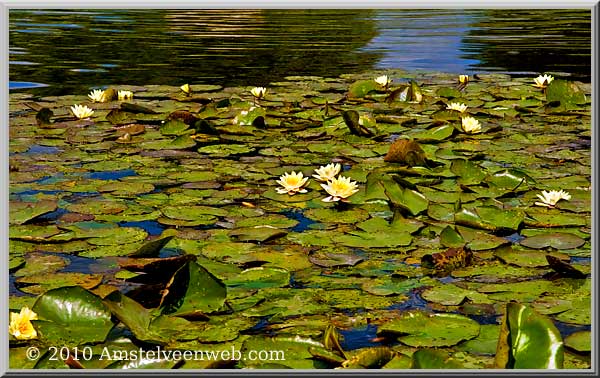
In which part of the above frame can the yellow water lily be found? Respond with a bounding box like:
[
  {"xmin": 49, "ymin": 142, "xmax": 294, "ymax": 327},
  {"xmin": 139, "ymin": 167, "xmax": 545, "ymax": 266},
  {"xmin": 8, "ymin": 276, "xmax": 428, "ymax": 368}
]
[
  {"xmin": 180, "ymin": 83, "xmax": 191, "ymax": 95},
  {"xmin": 312, "ymin": 163, "xmax": 341, "ymax": 182},
  {"xmin": 533, "ymin": 74, "xmax": 554, "ymax": 88},
  {"xmin": 251, "ymin": 87, "xmax": 267, "ymax": 99},
  {"xmin": 276, "ymin": 171, "xmax": 309, "ymax": 195},
  {"xmin": 87, "ymin": 89, "xmax": 105, "ymax": 103},
  {"xmin": 9, "ymin": 307, "xmax": 38, "ymax": 340},
  {"xmin": 70, "ymin": 104, "xmax": 94, "ymax": 119},
  {"xmin": 458, "ymin": 74, "xmax": 469, "ymax": 84},
  {"xmin": 118, "ymin": 90, "xmax": 133, "ymax": 100},
  {"xmin": 446, "ymin": 102, "xmax": 468, "ymax": 112},
  {"xmin": 374, "ymin": 75, "xmax": 391, "ymax": 88},
  {"xmin": 321, "ymin": 175, "xmax": 360, "ymax": 203},
  {"xmin": 535, "ymin": 189, "xmax": 571, "ymax": 208},
  {"xmin": 461, "ymin": 116, "xmax": 481, "ymax": 134}
]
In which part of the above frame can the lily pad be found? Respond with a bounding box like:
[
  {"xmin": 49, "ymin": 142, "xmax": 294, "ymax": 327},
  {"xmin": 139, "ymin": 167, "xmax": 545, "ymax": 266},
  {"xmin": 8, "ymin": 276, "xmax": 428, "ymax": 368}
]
[
  {"xmin": 564, "ymin": 331, "xmax": 591, "ymax": 352},
  {"xmin": 520, "ymin": 232, "xmax": 585, "ymax": 250},
  {"xmin": 378, "ymin": 310, "xmax": 480, "ymax": 347},
  {"xmin": 32, "ymin": 286, "xmax": 114, "ymax": 346}
]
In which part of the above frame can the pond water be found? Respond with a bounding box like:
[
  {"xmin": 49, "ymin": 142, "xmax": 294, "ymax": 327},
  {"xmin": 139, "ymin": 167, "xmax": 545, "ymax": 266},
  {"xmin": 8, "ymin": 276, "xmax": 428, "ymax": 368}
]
[{"xmin": 9, "ymin": 9, "xmax": 592, "ymax": 96}]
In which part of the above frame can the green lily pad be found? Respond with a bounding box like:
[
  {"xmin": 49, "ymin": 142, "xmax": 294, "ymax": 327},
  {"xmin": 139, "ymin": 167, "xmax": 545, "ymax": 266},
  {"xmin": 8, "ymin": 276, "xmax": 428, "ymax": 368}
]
[
  {"xmin": 520, "ymin": 232, "xmax": 586, "ymax": 250},
  {"xmin": 546, "ymin": 79, "xmax": 587, "ymax": 108},
  {"xmin": 228, "ymin": 227, "xmax": 288, "ymax": 242},
  {"xmin": 160, "ymin": 261, "xmax": 227, "ymax": 316},
  {"xmin": 439, "ymin": 225, "xmax": 465, "ymax": 248},
  {"xmin": 348, "ymin": 80, "xmax": 381, "ymax": 98},
  {"xmin": 160, "ymin": 119, "xmax": 191, "ymax": 136},
  {"xmin": 333, "ymin": 230, "xmax": 412, "ymax": 248},
  {"xmin": 494, "ymin": 245, "xmax": 569, "ymax": 267},
  {"xmin": 378, "ymin": 310, "xmax": 480, "ymax": 347},
  {"xmin": 304, "ymin": 208, "xmax": 369, "ymax": 224},
  {"xmin": 65, "ymin": 199, "xmax": 128, "ymax": 215},
  {"xmin": 421, "ymin": 284, "xmax": 491, "ymax": 306},
  {"xmin": 225, "ymin": 267, "xmax": 290, "ymax": 290},
  {"xmin": 412, "ymin": 125, "xmax": 455, "ymax": 141},
  {"xmin": 382, "ymin": 178, "xmax": 428, "ymax": 216},
  {"xmin": 564, "ymin": 331, "xmax": 591, "ymax": 352},
  {"xmin": 32, "ymin": 286, "xmax": 114, "ymax": 346},
  {"xmin": 235, "ymin": 214, "xmax": 298, "ymax": 229},
  {"xmin": 456, "ymin": 325, "xmax": 501, "ymax": 355},
  {"xmin": 411, "ymin": 349, "xmax": 466, "ymax": 369},
  {"xmin": 87, "ymin": 227, "xmax": 148, "ymax": 246},
  {"xmin": 10, "ymin": 200, "xmax": 58, "ymax": 225},
  {"xmin": 495, "ymin": 302, "xmax": 564, "ymax": 369},
  {"xmin": 455, "ymin": 206, "xmax": 524, "ymax": 231}
]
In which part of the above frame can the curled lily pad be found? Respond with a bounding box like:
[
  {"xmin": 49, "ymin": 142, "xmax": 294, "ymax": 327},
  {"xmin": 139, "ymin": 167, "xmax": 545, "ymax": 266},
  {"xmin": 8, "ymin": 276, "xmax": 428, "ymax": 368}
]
[
  {"xmin": 495, "ymin": 302, "xmax": 564, "ymax": 369},
  {"xmin": 160, "ymin": 261, "xmax": 227, "ymax": 316}
]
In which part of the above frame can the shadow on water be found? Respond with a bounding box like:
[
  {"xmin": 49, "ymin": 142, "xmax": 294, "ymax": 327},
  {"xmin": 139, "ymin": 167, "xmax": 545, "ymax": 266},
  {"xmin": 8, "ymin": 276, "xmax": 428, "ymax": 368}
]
[
  {"xmin": 9, "ymin": 9, "xmax": 591, "ymax": 97},
  {"xmin": 281, "ymin": 209, "xmax": 318, "ymax": 233}
]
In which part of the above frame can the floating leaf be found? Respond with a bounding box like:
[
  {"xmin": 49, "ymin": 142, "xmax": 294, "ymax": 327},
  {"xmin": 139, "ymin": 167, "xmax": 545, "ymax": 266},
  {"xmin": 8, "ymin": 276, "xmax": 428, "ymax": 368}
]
[
  {"xmin": 378, "ymin": 310, "xmax": 480, "ymax": 347},
  {"xmin": 32, "ymin": 286, "xmax": 113, "ymax": 346},
  {"xmin": 564, "ymin": 331, "xmax": 591, "ymax": 353},
  {"xmin": 546, "ymin": 79, "xmax": 587, "ymax": 108},
  {"xmin": 10, "ymin": 200, "xmax": 58, "ymax": 225},
  {"xmin": 495, "ymin": 302, "xmax": 564, "ymax": 369},
  {"xmin": 160, "ymin": 261, "xmax": 227, "ymax": 316},
  {"xmin": 520, "ymin": 232, "xmax": 585, "ymax": 250},
  {"xmin": 348, "ymin": 80, "xmax": 380, "ymax": 98}
]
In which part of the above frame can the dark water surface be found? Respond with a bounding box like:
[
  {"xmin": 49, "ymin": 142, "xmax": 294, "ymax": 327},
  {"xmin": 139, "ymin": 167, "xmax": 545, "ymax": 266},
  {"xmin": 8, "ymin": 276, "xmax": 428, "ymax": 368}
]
[{"xmin": 9, "ymin": 9, "xmax": 591, "ymax": 96}]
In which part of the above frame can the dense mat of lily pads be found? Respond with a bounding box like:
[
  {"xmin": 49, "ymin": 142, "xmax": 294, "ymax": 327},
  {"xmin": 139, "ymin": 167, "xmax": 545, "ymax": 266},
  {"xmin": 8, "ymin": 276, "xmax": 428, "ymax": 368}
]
[{"xmin": 8, "ymin": 69, "xmax": 591, "ymax": 369}]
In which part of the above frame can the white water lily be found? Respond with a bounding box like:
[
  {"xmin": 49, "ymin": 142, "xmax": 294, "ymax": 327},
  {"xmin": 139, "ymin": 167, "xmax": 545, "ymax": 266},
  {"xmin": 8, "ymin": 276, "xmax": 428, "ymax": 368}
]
[
  {"xmin": 374, "ymin": 75, "xmax": 391, "ymax": 88},
  {"xmin": 446, "ymin": 102, "xmax": 468, "ymax": 112},
  {"xmin": 535, "ymin": 189, "xmax": 571, "ymax": 208},
  {"xmin": 87, "ymin": 89, "xmax": 105, "ymax": 103},
  {"xmin": 70, "ymin": 104, "xmax": 94, "ymax": 119},
  {"xmin": 533, "ymin": 74, "xmax": 554, "ymax": 88},
  {"xmin": 276, "ymin": 171, "xmax": 309, "ymax": 195},
  {"xmin": 458, "ymin": 74, "xmax": 469, "ymax": 84},
  {"xmin": 118, "ymin": 90, "xmax": 133, "ymax": 100},
  {"xmin": 251, "ymin": 87, "xmax": 267, "ymax": 99},
  {"xmin": 321, "ymin": 175, "xmax": 360, "ymax": 202},
  {"xmin": 312, "ymin": 163, "xmax": 341, "ymax": 182},
  {"xmin": 461, "ymin": 116, "xmax": 481, "ymax": 134}
]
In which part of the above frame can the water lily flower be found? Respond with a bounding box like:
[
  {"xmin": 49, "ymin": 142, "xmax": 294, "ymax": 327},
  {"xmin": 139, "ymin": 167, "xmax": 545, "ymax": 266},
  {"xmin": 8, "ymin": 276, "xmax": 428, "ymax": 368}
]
[
  {"xmin": 535, "ymin": 189, "xmax": 571, "ymax": 208},
  {"xmin": 461, "ymin": 116, "xmax": 482, "ymax": 134},
  {"xmin": 458, "ymin": 74, "xmax": 469, "ymax": 84},
  {"xmin": 87, "ymin": 89, "xmax": 105, "ymax": 103},
  {"xmin": 276, "ymin": 171, "xmax": 309, "ymax": 195},
  {"xmin": 321, "ymin": 175, "xmax": 360, "ymax": 202},
  {"xmin": 533, "ymin": 74, "xmax": 554, "ymax": 88},
  {"xmin": 70, "ymin": 104, "xmax": 94, "ymax": 119},
  {"xmin": 374, "ymin": 75, "xmax": 391, "ymax": 88},
  {"xmin": 446, "ymin": 102, "xmax": 468, "ymax": 112},
  {"xmin": 9, "ymin": 307, "xmax": 38, "ymax": 340},
  {"xmin": 312, "ymin": 163, "xmax": 341, "ymax": 182},
  {"xmin": 251, "ymin": 87, "xmax": 267, "ymax": 99},
  {"xmin": 180, "ymin": 83, "xmax": 191, "ymax": 95},
  {"xmin": 118, "ymin": 90, "xmax": 133, "ymax": 100}
]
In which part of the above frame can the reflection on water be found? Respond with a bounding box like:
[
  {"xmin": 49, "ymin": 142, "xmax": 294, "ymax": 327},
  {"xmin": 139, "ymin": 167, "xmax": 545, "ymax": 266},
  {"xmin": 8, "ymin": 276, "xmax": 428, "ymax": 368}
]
[{"xmin": 9, "ymin": 9, "xmax": 591, "ymax": 96}]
